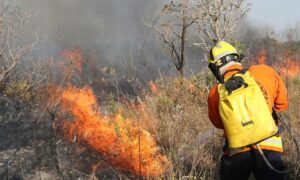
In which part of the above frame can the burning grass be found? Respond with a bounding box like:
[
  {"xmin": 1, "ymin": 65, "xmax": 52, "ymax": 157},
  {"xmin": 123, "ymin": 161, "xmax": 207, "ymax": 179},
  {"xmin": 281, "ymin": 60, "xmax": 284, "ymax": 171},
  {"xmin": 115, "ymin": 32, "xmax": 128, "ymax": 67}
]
[
  {"xmin": 50, "ymin": 72, "xmax": 223, "ymax": 179},
  {"xmin": 254, "ymin": 48, "xmax": 300, "ymax": 78},
  {"xmin": 279, "ymin": 58, "xmax": 300, "ymax": 78},
  {"xmin": 49, "ymin": 48, "xmax": 222, "ymax": 178},
  {"xmin": 59, "ymin": 86, "xmax": 169, "ymax": 177},
  {"xmin": 47, "ymin": 48, "xmax": 300, "ymax": 179}
]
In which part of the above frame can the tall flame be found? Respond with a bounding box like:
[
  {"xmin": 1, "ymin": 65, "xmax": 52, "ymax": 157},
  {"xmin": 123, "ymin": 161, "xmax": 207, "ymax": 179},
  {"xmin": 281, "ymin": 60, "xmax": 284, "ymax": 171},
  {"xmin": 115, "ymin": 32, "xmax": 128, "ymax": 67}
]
[{"xmin": 60, "ymin": 87, "xmax": 169, "ymax": 177}]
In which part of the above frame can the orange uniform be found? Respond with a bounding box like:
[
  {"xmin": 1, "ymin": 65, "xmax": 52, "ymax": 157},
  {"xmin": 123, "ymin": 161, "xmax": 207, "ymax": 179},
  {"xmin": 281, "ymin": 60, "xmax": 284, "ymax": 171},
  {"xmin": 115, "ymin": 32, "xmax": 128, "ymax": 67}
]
[{"xmin": 208, "ymin": 63, "xmax": 288, "ymax": 152}]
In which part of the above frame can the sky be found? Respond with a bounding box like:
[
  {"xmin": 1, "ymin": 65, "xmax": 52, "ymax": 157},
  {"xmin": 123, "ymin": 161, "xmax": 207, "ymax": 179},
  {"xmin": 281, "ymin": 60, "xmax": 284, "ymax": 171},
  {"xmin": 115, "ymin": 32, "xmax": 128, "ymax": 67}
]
[{"xmin": 248, "ymin": 0, "xmax": 300, "ymax": 32}]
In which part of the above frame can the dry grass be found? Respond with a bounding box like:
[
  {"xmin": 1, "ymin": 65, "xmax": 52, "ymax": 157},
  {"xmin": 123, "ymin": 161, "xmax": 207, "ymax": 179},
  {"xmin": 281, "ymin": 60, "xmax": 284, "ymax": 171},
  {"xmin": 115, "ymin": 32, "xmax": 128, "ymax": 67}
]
[
  {"xmin": 281, "ymin": 77, "xmax": 300, "ymax": 179},
  {"xmin": 119, "ymin": 73, "xmax": 300, "ymax": 179},
  {"xmin": 1, "ymin": 57, "xmax": 299, "ymax": 179},
  {"xmin": 117, "ymin": 74, "xmax": 223, "ymax": 179}
]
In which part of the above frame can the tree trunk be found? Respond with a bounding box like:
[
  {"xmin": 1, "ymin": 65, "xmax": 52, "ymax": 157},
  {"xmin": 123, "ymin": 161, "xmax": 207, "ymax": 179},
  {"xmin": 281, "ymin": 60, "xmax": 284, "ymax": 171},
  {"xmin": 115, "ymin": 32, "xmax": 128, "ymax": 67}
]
[{"xmin": 179, "ymin": 0, "xmax": 188, "ymax": 77}]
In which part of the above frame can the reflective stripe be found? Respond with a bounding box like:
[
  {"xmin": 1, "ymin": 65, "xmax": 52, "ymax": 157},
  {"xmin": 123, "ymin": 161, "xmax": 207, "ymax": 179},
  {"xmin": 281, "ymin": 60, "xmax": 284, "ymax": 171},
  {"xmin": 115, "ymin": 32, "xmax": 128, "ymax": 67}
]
[
  {"xmin": 223, "ymin": 136, "xmax": 283, "ymax": 155},
  {"xmin": 258, "ymin": 136, "xmax": 283, "ymax": 151},
  {"xmin": 213, "ymin": 51, "xmax": 234, "ymax": 61},
  {"xmin": 259, "ymin": 136, "xmax": 282, "ymax": 146}
]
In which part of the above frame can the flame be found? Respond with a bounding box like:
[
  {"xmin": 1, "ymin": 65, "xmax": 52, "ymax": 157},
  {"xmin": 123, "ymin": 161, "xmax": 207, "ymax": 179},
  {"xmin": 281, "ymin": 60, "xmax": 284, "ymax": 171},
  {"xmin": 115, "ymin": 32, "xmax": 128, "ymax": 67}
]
[
  {"xmin": 148, "ymin": 81, "xmax": 159, "ymax": 95},
  {"xmin": 61, "ymin": 48, "xmax": 84, "ymax": 73},
  {"xmin": 254, "ymin": 49, "xmax": 300, "ymax": 78},
  {"xmin": 257, "ymin": 49, "xmax": 267, "ymax": 64},
  {"xmin": 279, "ymin": 58, "xmax": 300, "ymax": 78},
  {"xmin": 60, "ymin": 86, "xmax": 169, "ymax": 177}
]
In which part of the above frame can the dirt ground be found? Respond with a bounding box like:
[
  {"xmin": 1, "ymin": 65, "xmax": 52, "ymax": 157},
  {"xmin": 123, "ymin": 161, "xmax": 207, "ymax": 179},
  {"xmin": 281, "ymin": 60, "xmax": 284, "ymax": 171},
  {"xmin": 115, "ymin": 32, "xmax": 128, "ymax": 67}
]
[{"xmin": 0, "ymin": 112, "xmax": 123, "ymax": 180}]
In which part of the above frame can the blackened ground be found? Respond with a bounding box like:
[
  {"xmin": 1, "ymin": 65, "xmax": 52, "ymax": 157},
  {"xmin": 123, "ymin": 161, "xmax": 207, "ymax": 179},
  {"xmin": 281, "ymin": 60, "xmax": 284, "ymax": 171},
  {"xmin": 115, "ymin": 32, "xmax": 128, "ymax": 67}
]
[
  {"xmin": 0, "ymin": 111, "xmax": 133, "ymax": 179},
  {"xmin": 0, "ymin": 116, "xmax": 59, "ymax": 179}
]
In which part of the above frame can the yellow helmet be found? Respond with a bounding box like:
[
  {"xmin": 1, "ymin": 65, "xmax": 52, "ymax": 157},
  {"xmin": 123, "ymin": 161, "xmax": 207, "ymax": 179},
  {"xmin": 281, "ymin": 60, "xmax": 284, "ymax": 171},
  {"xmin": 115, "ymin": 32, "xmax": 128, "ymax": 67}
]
[
  {"xmin": 208, "ymin": 41, "xmax": 239, "ymax": 66},
  {"xmin": 208, "ymin": 41, "xmax": 241, "ymax": 83}
]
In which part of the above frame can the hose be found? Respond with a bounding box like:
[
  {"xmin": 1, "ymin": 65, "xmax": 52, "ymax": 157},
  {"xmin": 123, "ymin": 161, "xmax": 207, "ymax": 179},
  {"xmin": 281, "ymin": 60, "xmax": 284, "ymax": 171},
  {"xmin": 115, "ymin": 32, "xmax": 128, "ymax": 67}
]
[{"xmin": 256, "ymin": 112, "xmax": 300, "ymax": 174}]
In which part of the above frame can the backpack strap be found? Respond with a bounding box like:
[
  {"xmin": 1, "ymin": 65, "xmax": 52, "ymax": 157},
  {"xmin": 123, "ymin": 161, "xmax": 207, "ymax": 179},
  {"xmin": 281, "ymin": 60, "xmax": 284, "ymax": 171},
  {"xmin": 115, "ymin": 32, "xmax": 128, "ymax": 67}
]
[{"xmin": 223, "ymin": 68, "xmax": 249, "ymax": 94}]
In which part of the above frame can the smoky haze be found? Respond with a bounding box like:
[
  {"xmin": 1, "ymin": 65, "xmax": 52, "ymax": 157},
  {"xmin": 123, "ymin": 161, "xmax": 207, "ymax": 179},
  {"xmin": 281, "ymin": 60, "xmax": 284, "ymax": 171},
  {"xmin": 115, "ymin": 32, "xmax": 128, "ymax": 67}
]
[
  {"xmin": 16, "ymin": 0, "xmax": 261, "ymax": 80},
  {"xmin": 14, "ymin": 0, "xmax": 178, "ymax": 81},
  {"xmin": 18, "ymin": 0, "xmax": 161, "ymax": 47}
]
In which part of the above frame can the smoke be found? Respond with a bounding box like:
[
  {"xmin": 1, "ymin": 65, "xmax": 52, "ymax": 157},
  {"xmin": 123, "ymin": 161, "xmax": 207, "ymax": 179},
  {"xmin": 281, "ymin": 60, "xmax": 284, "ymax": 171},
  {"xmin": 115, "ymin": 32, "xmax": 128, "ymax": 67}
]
[
  {"xmin": 17, "ymin": 0, "xmax": 161, "ymax": 47},
  {"xmin": 16, "ymin": 0, "xmax": 263, "ymax": 81},
  {"xmin": 13, "ymin": 0, "xmax": 169, "ymax": 80}
]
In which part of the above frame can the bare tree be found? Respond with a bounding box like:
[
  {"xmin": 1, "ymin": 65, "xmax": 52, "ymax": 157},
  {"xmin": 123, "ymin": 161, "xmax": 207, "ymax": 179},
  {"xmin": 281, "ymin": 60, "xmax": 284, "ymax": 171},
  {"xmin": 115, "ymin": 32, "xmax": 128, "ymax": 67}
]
[
  {"xmin": 0, "ymin": 1, "xmax": 38, "ymax": 83},
  {"xmin": 191, "ymin": 0, "xmax": 249, "ymax": 52},
  {"xmin": 150, "ymin": 0, "xmax": 194, "ymax": 76},
  {"xmin": 150, "ymin": 0, "xmax": 248, "ymax": 75}
]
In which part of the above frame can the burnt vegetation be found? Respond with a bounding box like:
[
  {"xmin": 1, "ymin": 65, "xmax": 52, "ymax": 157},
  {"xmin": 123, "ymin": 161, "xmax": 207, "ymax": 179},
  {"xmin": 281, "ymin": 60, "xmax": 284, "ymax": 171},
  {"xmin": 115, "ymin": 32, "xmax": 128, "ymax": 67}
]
[{"xmin": 0, "ymin": 0, "xmax": 300, "ymax": 180}]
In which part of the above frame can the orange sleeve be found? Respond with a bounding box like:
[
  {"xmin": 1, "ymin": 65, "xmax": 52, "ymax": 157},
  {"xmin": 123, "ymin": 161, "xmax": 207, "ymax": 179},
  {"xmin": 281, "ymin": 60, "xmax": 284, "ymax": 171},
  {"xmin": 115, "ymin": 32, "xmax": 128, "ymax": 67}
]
[
  {"xmin": 274, "ymin": 71, "xmax": 288, "ymax": 112},
  {"xmin": 249, "ymin": 64, "xmax": 288, "ymax": 112},
  {"xmin": 207, "ymin": 85, "xmax": 224, "ymax": 129}
]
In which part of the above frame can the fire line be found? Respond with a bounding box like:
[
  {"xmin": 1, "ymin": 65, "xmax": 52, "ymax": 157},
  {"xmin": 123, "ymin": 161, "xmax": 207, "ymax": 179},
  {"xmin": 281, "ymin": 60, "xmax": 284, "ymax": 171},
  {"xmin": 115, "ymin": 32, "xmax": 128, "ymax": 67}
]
[{"xmin": 60, "ymin": 86, "xmax": 169, "ymax": 177}]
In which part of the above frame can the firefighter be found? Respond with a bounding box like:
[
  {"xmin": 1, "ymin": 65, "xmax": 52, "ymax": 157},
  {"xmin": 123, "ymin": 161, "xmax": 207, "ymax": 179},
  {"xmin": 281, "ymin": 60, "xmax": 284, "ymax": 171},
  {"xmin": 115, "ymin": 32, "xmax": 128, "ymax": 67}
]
[{"xmin": 207, "ymin": 41, "xmax": 289, "ymax": 180}]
